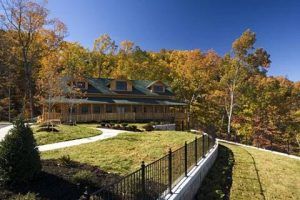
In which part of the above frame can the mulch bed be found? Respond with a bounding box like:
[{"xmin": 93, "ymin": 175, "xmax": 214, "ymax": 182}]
[{"xmin": 0, "ymin": 159, "xmax": 122, "ymax": 200}]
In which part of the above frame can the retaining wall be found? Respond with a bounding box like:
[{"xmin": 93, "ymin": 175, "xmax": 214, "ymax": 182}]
[{"xmin": 164, "ymin": 141, "xmax": 219, "ymax": 200}]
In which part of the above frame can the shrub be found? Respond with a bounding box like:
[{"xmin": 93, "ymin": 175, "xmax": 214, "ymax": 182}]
[
  {"xmin": 36, "ymin": 127, "xmax": 59, "ymax": 132},
  {"xmin": 58, "ymin": 155, "xmax": 73, "ymax": 167},
  {"xmin": 10, "ymin": 192, "xmax": 37, "ymax": 200},
  {"xmin": 105, "ymin": 123, "xmax": 111, "ymax": 128},
  {"xmin": 142, "ymin": 123, "xmax": 154, "ymax": 131},
  {"xmin": 72, "ymin": 170, "xmax": 94, "ymax": 187},
  {"xmin": 121, "ymin": 123, "xmax": 128, "ymax": 128},
  {"xmin": 0, "ymin": 118, "xmax": 41, "ymax": 185},
  {"xmin": 114, "ymin": 124, "xmax": 121, "ymax": 129},
  {"xmin": 130, "ymin": 125, "xmax": 137, "ymax": 131}
]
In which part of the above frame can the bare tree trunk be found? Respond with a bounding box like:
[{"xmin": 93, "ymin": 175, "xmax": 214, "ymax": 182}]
[
  {"xmin": 8, "ymin": 85, "xmax": 11, "ymax": 122},
  {"xmin": 29, "ymin": 80, "xmax": 34, "ymax": 120},
  {"xmin": 69, "ymin": 104, "xmax": 73, "ymax": 123},
  {"xmin": 227, "ymin": 89, "xmax": 234, "ymax": 140},
  {"xmin": 48, "ymin": 94, "xmax": 51, "ymax": 128}
]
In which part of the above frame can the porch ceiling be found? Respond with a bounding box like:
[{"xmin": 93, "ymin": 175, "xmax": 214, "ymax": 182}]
[{"xmin": 48, "ymin": 97, "xmax": 186, "ymax": 106}]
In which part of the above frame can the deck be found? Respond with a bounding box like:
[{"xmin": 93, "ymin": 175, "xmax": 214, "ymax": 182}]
[{"xmin": 40, "ymin": 112, "xmax": 186, "ymax": 123}]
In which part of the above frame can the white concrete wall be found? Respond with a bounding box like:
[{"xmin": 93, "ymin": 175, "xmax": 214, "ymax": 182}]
[
  {"xmin": 164, "ymin": 141, "xmax": 219, "ymax": 200},
  {"xmin": 154, "ymin": 124, "xmax": 176, "ymax": 130}
]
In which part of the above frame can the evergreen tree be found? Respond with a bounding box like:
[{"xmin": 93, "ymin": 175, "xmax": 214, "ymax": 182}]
[{"xmin": 0, "ymin": 118, "xmax": 41, "ymax": 185}]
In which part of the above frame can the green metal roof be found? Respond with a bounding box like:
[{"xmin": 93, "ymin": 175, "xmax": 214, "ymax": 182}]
[
  {"xmin": 54, "ymin": 78, "xmax": 186, "ymax": 106},
  {"xmin": 86, "ymin": 78, "xmax": 174, "ymax": 96}
]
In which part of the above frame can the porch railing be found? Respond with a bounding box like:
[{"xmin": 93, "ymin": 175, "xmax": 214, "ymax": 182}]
[{"xmin": 40, "ymin": 112, "xmax": 185, "ymax": 122}]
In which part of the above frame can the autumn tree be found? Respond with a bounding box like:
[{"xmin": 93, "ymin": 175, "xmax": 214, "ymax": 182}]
[
  {"xmin": 0, "ymin": 0, "xmax": 66, "ymax": 119},
  {"xmin": 37, "ymin": 51, "xmax": 63, "ymax": 127},
  {"xmin": 220, "ymin": 29, "xmax": 270, "ymax": 139},
  {"xmin": 167, "ymin": 50, "xmax": 221, "ymax": 130},
  {"xmin": 91, "ymin": 34, "xmax": 117, "ymax": 77},
  {"xmin": 59, "ymin": 42, "xmax": 89, "ymax": 123}
]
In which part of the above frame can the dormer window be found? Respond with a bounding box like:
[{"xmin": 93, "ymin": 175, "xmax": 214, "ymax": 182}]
[
  {"xmin": 153, "ymin": 85, "xmax": 164, "ymax": 93},
  {"xmin": 74, "ymin": 81, "xmax": 87, "ymax": 89},
  {"xmin": 116, "ymin": 81, "xmax": 127, "ymax": 91},
  {"xmin": 147, "ymin": 80, "xmax": 166, "ymax": 93}
]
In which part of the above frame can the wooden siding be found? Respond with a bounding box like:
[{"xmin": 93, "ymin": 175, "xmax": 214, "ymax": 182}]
[{"xmin": 41, "ymin": 112, "xmax": 186, "ymax": 123}]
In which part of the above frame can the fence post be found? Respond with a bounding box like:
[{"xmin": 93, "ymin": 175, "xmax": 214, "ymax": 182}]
[
  {"xmin": 287, "ymin": 140, "xmax": 290, "ymax": 154},
  {"xmin": 207, "ymin": 134, "xmax": 210, "ymax": 151},
  {"xmin": 81, "ymin": 186, "xmax": 90, "ymax": 200},
  {"xmin": 141, "ymin": 161, "xmax": 146, "ymax": 198},
  {"xmin": 168, "ymin": 148, "xmax": 172, "ymax": 194},
  {"xmin": 195, "ymin": 137, "xmax": 198, "ymax": 165},
  {"xmin": 184, "ymin": 141, "xmax": 188, "ymax": 176},
  {"xmin": 202, "ymin": 133, "xmax": 205, "ymax": 158}
]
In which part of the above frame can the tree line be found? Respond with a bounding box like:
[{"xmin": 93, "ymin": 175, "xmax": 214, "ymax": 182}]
[{"xmin": 0, "ymin": 0, "xmax": 299, "ymax": 154}]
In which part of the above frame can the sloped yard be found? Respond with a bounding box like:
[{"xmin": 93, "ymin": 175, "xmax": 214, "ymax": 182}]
[
  {"xmin": 196, "ymin": 142, "xmax": 300, "ymax": 200},
  {"xmin": 42, "ymin": 131, "xmax": 197, "ymax": 175}
]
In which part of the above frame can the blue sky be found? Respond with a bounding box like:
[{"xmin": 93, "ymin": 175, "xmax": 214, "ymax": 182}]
[{"xmin": 47, "ymin": 0, "xmax": 300, "ymax": 81}]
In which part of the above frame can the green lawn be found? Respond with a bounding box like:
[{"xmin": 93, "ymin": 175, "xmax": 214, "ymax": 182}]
[
  {"xmin": 32, "ymin": 124, "xmax": 101, "ymax": 145},
  {"xmin": 198, "ymin": 142, "xmax": 300, "ymax": 200},
  {"xmin": 42, "ymin": 131, "xmax": 197, "ymax": 175}
]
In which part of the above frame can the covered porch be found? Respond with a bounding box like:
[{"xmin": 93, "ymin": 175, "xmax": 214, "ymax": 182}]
[{"xmin": 40, "ymin": 104, "xmax": 186, "ymax": 123}]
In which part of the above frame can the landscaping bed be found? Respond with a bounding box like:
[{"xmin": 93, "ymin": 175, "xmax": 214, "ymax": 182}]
[
  {"xmin": 97, "ymin": 122, "xmax": 153, "ymax": 132},
  {"xmin": 32, "ymin": 124, "xmax": 101, "ymax": 145},
  {"xmin": 0, "ymin": 159, "xmax": 121, "ymax": 200}
]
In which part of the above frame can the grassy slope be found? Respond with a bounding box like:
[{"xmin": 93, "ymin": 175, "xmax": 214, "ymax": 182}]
[
  {"xmin": 33, "ymin": 124, "xmax": 101, "ymax": 145},
  {"xmin": 222, "ymin": 142, "xmax": 300, "ymax": 200},
  {"xmin": 42, "ymin": 131, "xmax": 197, "ymax": 175}
]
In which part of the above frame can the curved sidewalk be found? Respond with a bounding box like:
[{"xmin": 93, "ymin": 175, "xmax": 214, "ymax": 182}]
[
  {"xmin": 38, "ymin": 128, "xmax": 127, "ymax": 152},
  {"xmin": 0, "ymin": 124, "xmax": 13, "ymax": 141}
]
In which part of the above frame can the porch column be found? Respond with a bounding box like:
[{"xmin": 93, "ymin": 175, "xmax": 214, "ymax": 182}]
[{"xmin": 90, "ymin": 104, "xmax": 93, "ymax": 121}]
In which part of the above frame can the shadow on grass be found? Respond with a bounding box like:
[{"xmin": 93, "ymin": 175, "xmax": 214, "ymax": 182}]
[
  {"xmin": 241, "ymin": 148, "xmax": 266, "ymax": 200},
  {"xmin": 0, "ymin": 159, "xmax": 122, "ymax": 200},
  {"xmin": 6, "ymin": 172, "xmax": 83, "ymax": 200},
  {"xmin": 194, "ymin": 144, "xmax": 234, "ymax": 200}
]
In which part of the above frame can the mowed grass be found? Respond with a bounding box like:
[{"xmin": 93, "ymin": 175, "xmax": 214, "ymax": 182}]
[
  {"xmin": 42, "ymin": 131, "xmax": 197, "ymax": 175},
  {"xmin": 222, "ymin": 142, "xmax": 300, "ymax": 200},
  {"xmin": 32, "ymin": 124, "xmax": 101, "ymax": 145}
]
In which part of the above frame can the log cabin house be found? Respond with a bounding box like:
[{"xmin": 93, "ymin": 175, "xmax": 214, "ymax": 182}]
[{"xmin": 40, "ymin": 78, "xmax": 187, "ymax": 129}]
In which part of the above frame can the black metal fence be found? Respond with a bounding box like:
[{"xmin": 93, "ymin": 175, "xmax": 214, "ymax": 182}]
[{"xmin": 88, "ymin": 133, "xmax": 216, "ymax": 200}]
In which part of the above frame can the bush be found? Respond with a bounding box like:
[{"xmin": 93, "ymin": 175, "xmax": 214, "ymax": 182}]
[
  {"xmin": 10, "ymin": 192, "xmax": 37, "ymax": 200},
  {"xmin": 72, "ymin": 170, "xmax": 94, "ymax": 187},
  {"xmin": 130, "ymin": 125, "xmax": 137, "ymax": 131},
  {"xmin": 0, "ymin": 118, "xmax": 41, "ymax": 185},
  {"xmin": 114, "ymin": 124, "xmax": 121, "ymax": 129},
  {"xmin": 142, "ymin": 123, "xmax": 154, "ymax": 131},
  {"xmin": 36, "ymin": 127, "xmax": 59, "ymax": 132},
  {"xmin": 58, "ymin": 155, "xmax": 73, "ymax": 167},
  {"xmin": 121, "ymin": 123, "xmax": 128, "ymax": 128}
]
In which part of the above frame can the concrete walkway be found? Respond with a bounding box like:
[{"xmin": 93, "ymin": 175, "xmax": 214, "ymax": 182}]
[
  {"xmin": 38, "ymin": 128, "xmax": 126, "ymax": 152},
  {"xmin": 0, "ymin": 124, "xmax": 13, "ymax": 141},
  {"xmin": 0, "ymin": 126, "xmax": 127, "ymax": 152}
]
